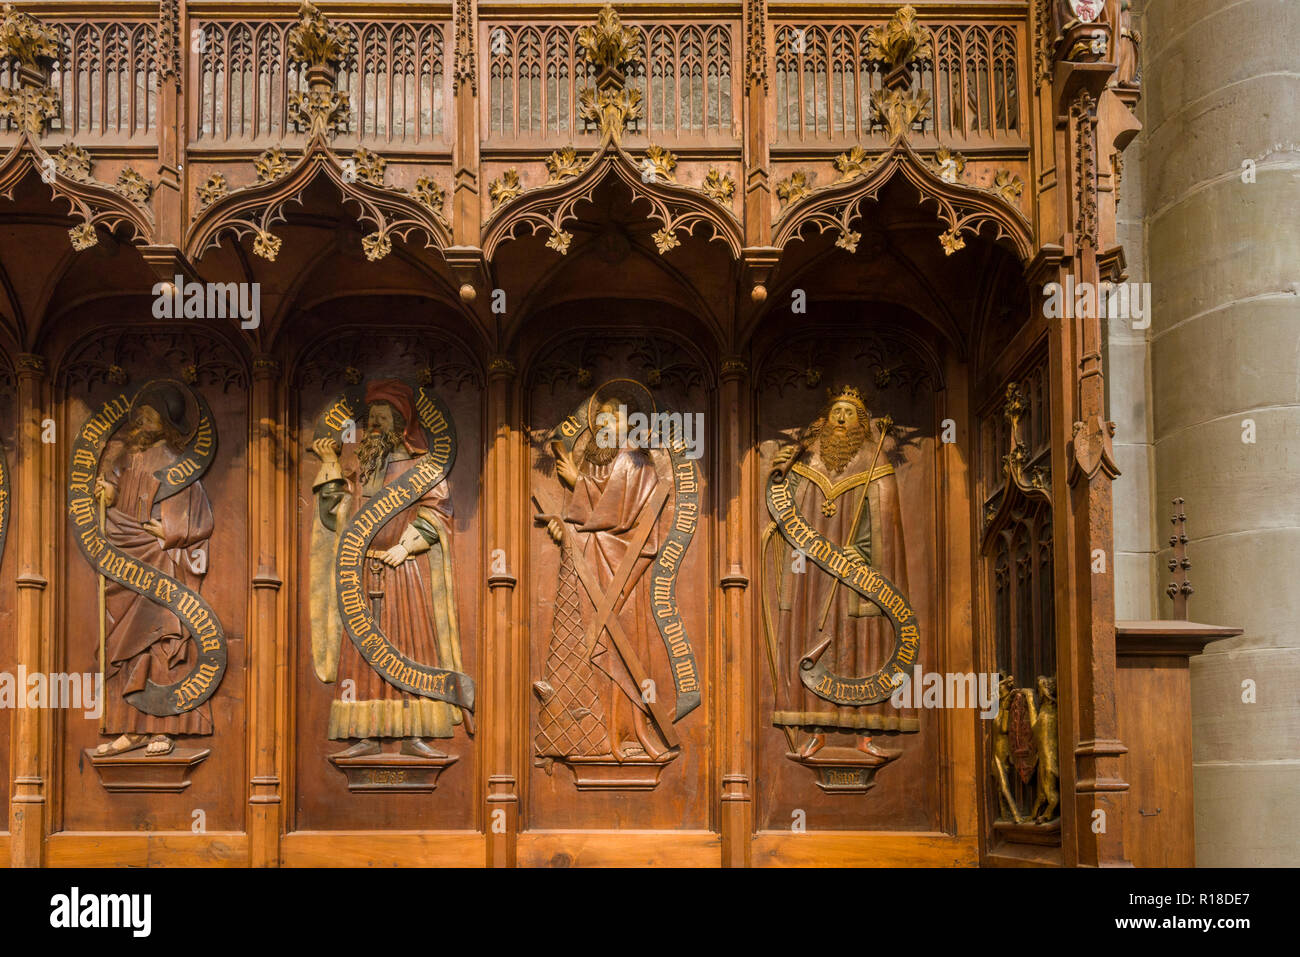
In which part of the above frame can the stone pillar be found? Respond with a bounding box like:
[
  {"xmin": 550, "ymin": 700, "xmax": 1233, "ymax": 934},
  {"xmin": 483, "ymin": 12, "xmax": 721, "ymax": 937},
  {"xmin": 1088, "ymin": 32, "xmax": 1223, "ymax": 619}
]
[{"xmin": 1143, "ymin": 0, "xmax": 1300, "ymax": 866}]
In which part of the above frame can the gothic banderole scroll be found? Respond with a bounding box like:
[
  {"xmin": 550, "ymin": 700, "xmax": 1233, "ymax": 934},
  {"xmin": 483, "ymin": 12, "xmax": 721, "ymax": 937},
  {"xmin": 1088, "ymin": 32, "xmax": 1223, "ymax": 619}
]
[
  {"xmin": 761, "ymin": 384, "xmax": 921, "ymax": 794},
  {"xmin": 532, "ymin": 378, "xmax": 701, "ymax": 790},
  {"xmin": 68, "ymin": 379, "xmax": 227, "ymax": 769}
]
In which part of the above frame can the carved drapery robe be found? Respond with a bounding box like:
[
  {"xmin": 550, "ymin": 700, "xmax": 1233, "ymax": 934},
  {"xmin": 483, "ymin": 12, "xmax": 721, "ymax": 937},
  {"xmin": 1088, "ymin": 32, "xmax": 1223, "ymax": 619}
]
[
  {"xmin": 98, "ymin": 439, "xmax": 214, "ymax": 736},
  {"xmin": 767, "ymin": 438, "xmax": 918, "ymax": 734},
  {"xmin": 312, "ymin": 449, "xmax": 463, "ymax": 739},
  {"xmin": 536, "ymin": 447, "xmax": 669, "ymax": 757}
]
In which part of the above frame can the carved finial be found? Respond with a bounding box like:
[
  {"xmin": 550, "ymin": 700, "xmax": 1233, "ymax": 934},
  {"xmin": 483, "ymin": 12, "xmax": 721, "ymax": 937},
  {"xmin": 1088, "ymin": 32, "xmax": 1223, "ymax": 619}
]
[
  {"xmin": 285, "ymin": 2, "xmax": 353, "ymax": 139},
  {"xmin": 576, "ymin": 5, "xmax": 643, "ymax": 144},
  {"xmin": 0, "ymin": 3, "xmax": 61, "ymax": 72},
  {"xmin": 287, "ymin": 1, "xmax": 352, "ymax": 71},
  {"xmin": 866, "ymin": 6, "xmax": 933, "ymax": 141},
  {"xmin": 1001, "ymin": 382, "xmax": 1051, "ymax": 499},
  {"xmin": 866, "ymin": 5, "xmax": 932, "ymax": 73},
  {"xmin": 0, "ymin": 4, "xmax": 63, "ymax": 135}
]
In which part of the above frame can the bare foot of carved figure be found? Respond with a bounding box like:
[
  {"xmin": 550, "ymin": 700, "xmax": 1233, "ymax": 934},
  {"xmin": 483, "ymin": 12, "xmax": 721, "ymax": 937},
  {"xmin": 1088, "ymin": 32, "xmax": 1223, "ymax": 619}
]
[
  {"xmin": 144, "ymin": 735, "xmax": 175, "ymax": 756},
  {"xmin": 332, "ymin": 738, "xmax": 381, "ymax": 758},
  {"xmin": 799, "ymin": 733, "xmax": 826, "ymax": 758},
  {"xmin": 400, "ymin": 737, "xmax": 448, "ymax": 759},
  {"xmin": 855, "ymin": 735, "xmax": 900, "ymax": 760},
  {"xmin": 94, "ymin": 733, "xmax": 149, "ymax": 757}
]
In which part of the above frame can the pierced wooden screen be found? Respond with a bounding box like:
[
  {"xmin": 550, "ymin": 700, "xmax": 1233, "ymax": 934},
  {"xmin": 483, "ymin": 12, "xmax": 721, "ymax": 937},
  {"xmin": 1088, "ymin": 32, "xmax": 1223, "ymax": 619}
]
[
  {"xmin": 773, "ymin": 21, "xmax": 1021, "ymax": 144},
  {"xmin": 0, "ymin": 20, "xmax": 157, "ymax": 138},
  {"xmin": 485, "ymin": 21, "xmax": 734, "ymax": 141},
  {"xmin": 193, "ymin": 19, "xmax": 447, "ymax": 144}
]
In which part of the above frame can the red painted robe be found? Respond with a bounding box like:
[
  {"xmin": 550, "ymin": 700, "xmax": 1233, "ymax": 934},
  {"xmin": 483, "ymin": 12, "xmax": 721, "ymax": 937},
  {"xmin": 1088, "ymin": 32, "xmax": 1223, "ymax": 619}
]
[
  {"xmin": 99, "ymin": 439, "xmax": 214, "ymax": 736},
  {"xmin": 315, "ymin": 449, "xmax": 461, "ymax": 739}
]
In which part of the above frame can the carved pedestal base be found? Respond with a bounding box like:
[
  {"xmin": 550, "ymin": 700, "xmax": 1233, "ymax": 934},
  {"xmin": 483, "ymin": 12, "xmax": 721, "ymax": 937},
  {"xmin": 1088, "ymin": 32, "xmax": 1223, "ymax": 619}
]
[
  {"xmin": 329, "ymin": 752, "xmax": 459, "ymax": 792},
  {"xmin": 84, "ymin": 747, "xmax": 211, "ymax": 793},
  {"xmin": 993, "ymin": 818, "xmax": 1062, "ymax": 846},
  {"xmin": 555, "ymin": 753, "xmax": 677, "ymax": 791},
  {"xmin": 786, "ymin": 746, "xmax": 899, "ymax": 795}
]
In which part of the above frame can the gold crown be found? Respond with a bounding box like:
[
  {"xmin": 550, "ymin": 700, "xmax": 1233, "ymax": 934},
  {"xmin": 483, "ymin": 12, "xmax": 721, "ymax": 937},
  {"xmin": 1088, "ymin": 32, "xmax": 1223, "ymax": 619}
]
[{"xmin": 825, "ymin": 385, "xmax": 869, "ymax": 416}]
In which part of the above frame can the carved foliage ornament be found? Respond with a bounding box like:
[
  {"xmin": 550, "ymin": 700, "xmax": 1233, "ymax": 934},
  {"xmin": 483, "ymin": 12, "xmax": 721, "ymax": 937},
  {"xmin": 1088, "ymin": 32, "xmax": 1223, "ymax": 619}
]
[
  {"xmin": 866, "ymin": 4, "xmax": 932, "ymax": 70},
  {"xmin": 0, "ymin": 2, "xmax": 61, "ymax": 70},
  {"xmin": 287, "ymin": 1, "xmax": 352, "ymax": 70},
  {"xmin": 0, "ymin": 5, "xmax": 63, "ymax": 136},
  {"xmin": 577, "ymin": 5, "xmax": 644, "ymax": 143},
  {"xmin": 285, "ymin": 3, "xmax": 355, "ymax": 140},
  {"xmin": 1002, "ymin": 383, "xmax": 1050, "ymax": 500},
  {"xmin": 545, "ymin": 146, "xmax": 585, "ymax": 184}
]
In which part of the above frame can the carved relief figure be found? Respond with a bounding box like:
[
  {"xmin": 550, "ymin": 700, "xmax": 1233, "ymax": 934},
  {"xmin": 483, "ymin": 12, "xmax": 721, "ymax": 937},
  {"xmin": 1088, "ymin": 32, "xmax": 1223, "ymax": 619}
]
[
  {"xmin": 310, "ymin": 379, "xmax": 469, "ymax": 762},
  {"xmin": 1116, "ymin": 0, "xmax": 1141, "ymax": 88},
  {"xmin": 90, "ymin": 381, "xmax": 216, "ymax": 758},
  {"xmin": 533, "ymin": 379, "xmax": 700, "ymax": 789},
  {"xmin": 762, "ymin": 385, "xmax": 919, "ymax": 792},
  {"xmin": 991, "ymin": 674, "xmax": 1060, "ymax": 828}
]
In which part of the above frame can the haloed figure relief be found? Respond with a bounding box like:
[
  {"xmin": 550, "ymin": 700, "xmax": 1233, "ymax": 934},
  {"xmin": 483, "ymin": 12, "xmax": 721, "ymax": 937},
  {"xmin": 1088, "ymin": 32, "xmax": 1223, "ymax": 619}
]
[
  {"xmin": 532, "ymin": 379, "xmax": 701, "ymax": 790},
  {"xmin": 762, "ymin": 385, "xmax": 920, "ymax": 794},
  {"xmin": 68, "ymin": 379, "xmax": 228, "ymax": 789},
  {"xmin": 309, "ymin": 378, "xmax": 474, "ymax": 791}
]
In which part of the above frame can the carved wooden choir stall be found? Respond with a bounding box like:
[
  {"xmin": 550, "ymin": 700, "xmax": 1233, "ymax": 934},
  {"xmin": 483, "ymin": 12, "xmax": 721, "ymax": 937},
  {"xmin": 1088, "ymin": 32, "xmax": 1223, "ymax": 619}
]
[{"xmin": 0, "ymin": 0, "xmax": 1228, "ymax": 867}]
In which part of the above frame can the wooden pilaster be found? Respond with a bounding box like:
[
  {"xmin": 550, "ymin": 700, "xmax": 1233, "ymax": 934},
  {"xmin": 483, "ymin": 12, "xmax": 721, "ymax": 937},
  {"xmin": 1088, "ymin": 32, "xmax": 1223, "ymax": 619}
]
[
  {"xmin": 452, "ymin": 0, "xmax": 482, "ymax": 247},
  {"xmin": 718, "ymin": 356, "xmax": 752, "ymax": 867},
  {"xmin": 248, "ymin": 355, "xmax": 284, "ymax": 866},
  {"xmin": 9, "ymin": 354, "xmax": 49, "ymax": 867},
  {"xmin": 484, "ymin": 355, "xmax": 518, "ymax": 867}
]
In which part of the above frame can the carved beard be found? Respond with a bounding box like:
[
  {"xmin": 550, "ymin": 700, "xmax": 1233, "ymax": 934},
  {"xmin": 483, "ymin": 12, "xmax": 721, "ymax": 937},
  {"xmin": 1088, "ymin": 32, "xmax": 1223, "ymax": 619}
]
[
  {"xmin": 125, "ymin": 425, "xmax": 165, "ymax": 451},
  {"xmin": 357, "ymin": 429, "xmax": 400, "ymax": 485},
  {"xmin": 818, "ymin": 421, "xmax": 868, "ymax": 474},
  {"xmin": 583, "ymin": 440, "xmax": 619, "ymax": 468}
]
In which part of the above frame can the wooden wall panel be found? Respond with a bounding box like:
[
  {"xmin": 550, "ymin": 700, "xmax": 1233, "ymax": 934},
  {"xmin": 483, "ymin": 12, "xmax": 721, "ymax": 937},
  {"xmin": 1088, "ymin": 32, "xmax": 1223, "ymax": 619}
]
[
  {"xmin": 751, "ymin": 320, "xmax": 946, "ymax": 834},
  {"xmin": 55, "ymin": 328, "xmax": 250, "ymax": 834},
  {"xmin": 288, "ymin": 321, "xmax": 483, "ymax": 832},
  {"xmin": 521, "ymin": 318, "xmax": 714, "ymax": 833}
]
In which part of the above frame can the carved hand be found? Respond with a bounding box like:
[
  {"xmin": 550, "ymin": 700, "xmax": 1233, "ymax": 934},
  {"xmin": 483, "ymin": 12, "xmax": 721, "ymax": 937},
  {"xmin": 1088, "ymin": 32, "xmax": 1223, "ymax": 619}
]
[
  {"xmin": 142, "ymin": 518, "xmax": 166, "ymax": 541},
  {"xmin": 555, "ymin": 450, "xmax": 579, "ymax": 488},
  {"xmin": 312, "ymin": 435, "xmax": 341, "ymax": 463},
  {"xmin": 546, "ymin": 518, "xmax": 565, "ymax": 544},
  {"xmin": 771, "ymin": 445, "xmax": 796, "ymax": 469},
  {"xmin": 94, "ymin": 476, "xmax": 117, "ymax": 508},
  {"xmin": 380, "ymin": 544, "xmax": 408, "ymax": 567}
]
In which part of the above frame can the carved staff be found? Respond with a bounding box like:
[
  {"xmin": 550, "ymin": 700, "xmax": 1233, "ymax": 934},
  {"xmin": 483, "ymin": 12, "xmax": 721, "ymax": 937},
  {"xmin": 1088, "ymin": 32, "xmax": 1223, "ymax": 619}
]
[
  {"xmin": 97, "ymin": 493, "xmax": 106, "ymax": 733},
  {"xmin": 531, "ymin": 491, "xmax": 681, "ymax": 751}
]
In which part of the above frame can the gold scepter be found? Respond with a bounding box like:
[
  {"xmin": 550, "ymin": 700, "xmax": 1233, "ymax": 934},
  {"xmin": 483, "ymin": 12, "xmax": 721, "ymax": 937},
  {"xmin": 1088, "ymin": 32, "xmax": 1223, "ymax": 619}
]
[{"xmin": 817, "ymin": 414, "xmax": 892, "ymax": 631}]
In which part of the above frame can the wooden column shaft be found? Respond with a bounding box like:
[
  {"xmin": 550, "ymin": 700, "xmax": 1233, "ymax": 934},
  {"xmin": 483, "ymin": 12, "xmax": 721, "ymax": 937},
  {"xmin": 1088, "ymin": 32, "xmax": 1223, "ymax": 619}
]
[
  {"xmin": 10, "ymin": 354, "xmax": 48, "ymax": 867},
  {"xmin": 718, "ymin": 358, "xmax": 752, "ymax": 867},
  {"xmin": 248, "ymin": 356, "xmax": 283, "ymax": 867},
  {"xmin": 484, "ymin": 357, "xmax": 517, "ymax": 867}
]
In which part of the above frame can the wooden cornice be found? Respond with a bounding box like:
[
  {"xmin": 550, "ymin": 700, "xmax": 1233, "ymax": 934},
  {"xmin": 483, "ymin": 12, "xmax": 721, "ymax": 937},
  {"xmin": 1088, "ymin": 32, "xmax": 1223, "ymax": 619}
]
[{"xmin": 1115, "ymin": 621, "xmax": 1244, "ymax": 659}]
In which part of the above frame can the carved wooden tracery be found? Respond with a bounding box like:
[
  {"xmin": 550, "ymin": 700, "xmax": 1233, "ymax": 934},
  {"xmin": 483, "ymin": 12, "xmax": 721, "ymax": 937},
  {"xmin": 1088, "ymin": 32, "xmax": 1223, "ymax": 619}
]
[
  {"xmin": 487, "ymin": 20, "xmax": 733, "ymax": 141},
  {"xmin": 482, "ymin": 139, "xmax": 742, "ymax": 259},
  {"xmin": 772, "ymin": 139, "xmax": 1033, "ymax": 261},
  {"xmin": 773, "ymin": 20, "xmax": 1021, "ymax": 143},
  {"xmin": 195, "ymin": 18, "xmax": 448, "ymax": 145}
]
